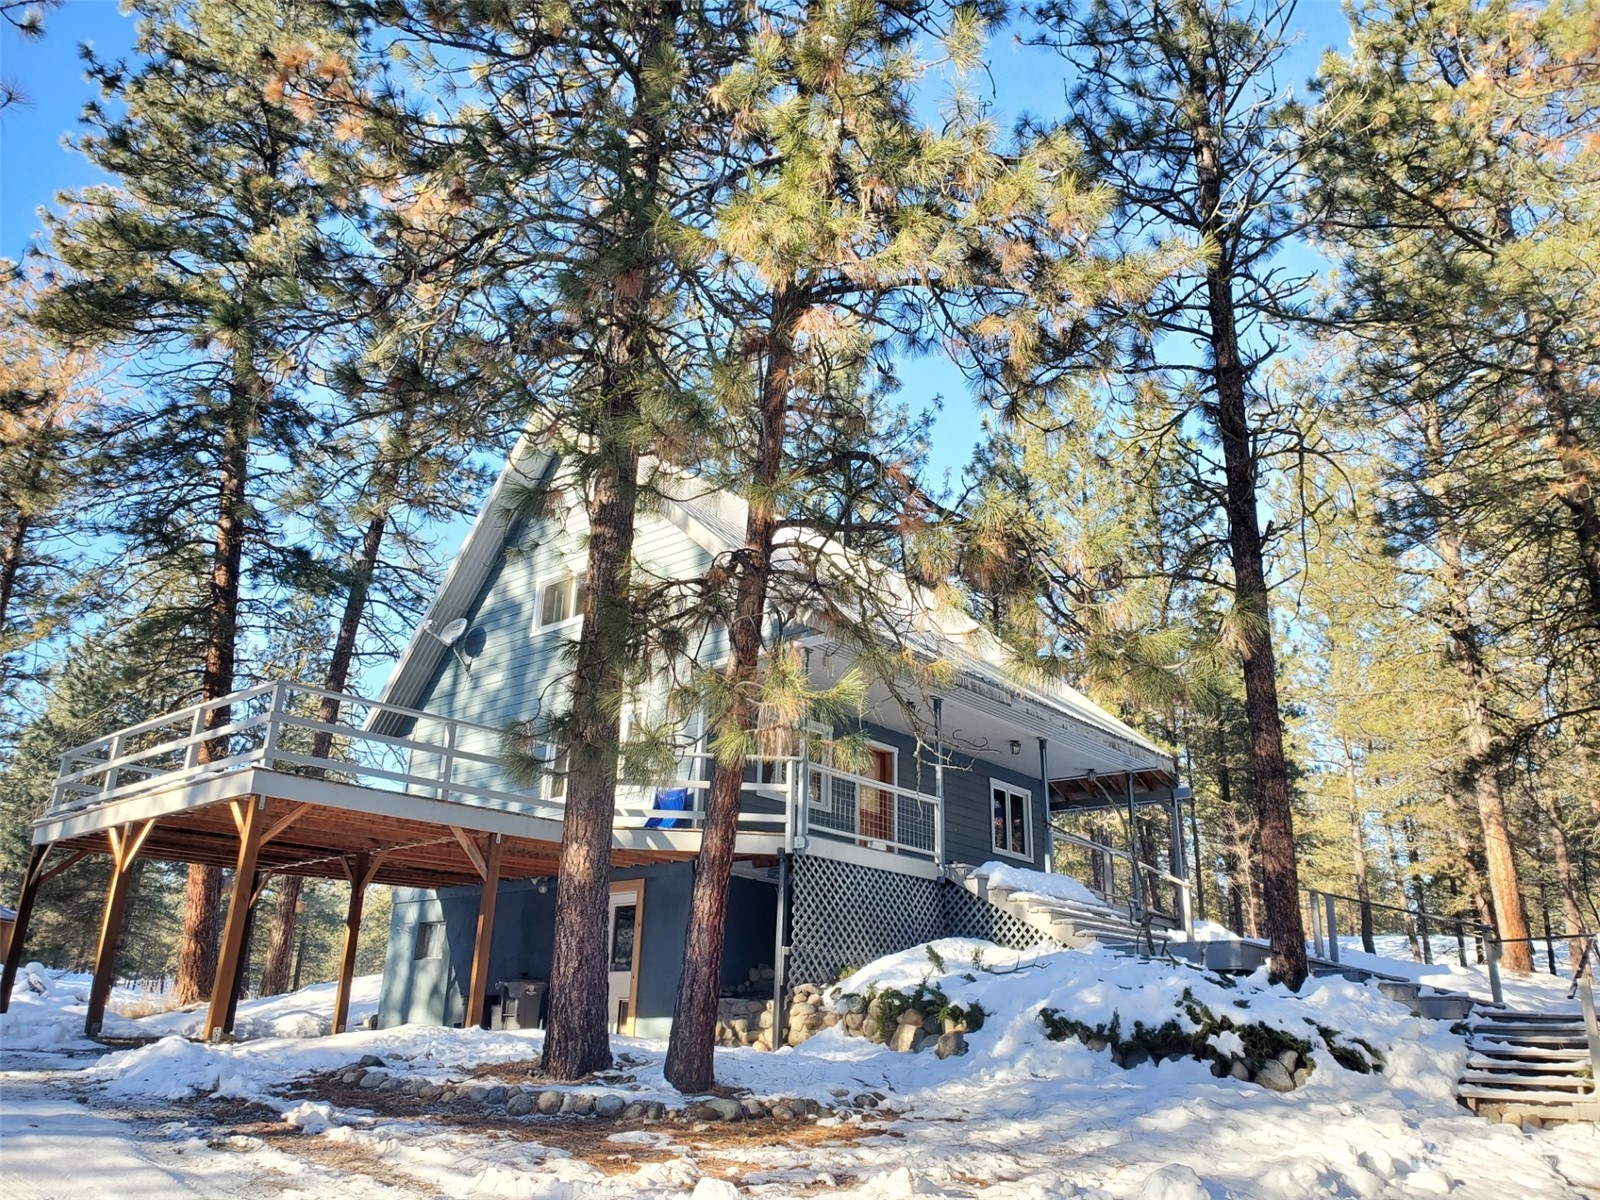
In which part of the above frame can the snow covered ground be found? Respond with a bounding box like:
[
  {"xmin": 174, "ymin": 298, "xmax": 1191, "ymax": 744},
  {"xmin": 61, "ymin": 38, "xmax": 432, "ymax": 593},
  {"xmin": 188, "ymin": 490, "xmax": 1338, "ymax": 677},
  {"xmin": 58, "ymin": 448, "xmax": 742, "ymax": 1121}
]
[
  {"xmin": 2, "ymin": 946, "xmax": 1596, "ymax": 1199},
  {"xmin": 0, "ymin": 963, "xmax": 382, "ymax": 1052}
]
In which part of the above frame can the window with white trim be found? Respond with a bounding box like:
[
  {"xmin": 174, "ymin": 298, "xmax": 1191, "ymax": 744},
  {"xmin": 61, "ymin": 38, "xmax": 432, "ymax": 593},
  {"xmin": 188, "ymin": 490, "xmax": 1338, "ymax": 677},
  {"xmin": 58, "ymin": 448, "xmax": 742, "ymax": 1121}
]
[
  {"xmin": 537, "ymin": 742, "xmax": 568, "ymax": 801},
  {"xmin": 532, "ymin": 571, "xmax": 586, "ymax": 631},
  {"xmin": 991, "ymin": 781, "xmax": 1031, "ymax": 859},
  {"xmin": 414, "ymin": 921, "xmax": 444, "ymax": 960}
]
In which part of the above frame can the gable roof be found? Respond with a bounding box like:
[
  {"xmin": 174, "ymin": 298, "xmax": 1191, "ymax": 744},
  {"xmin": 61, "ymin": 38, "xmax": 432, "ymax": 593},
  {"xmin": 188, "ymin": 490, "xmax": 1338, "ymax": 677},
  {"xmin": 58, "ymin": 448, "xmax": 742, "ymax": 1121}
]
[{"xmin": 375, "ymin": 446, "xmax": 1173, "ymax": 771}]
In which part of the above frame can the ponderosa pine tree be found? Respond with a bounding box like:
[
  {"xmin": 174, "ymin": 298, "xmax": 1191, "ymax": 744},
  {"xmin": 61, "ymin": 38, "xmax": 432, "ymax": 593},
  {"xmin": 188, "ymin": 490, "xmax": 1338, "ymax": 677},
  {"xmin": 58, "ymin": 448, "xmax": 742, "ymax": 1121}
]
[
  {"xmin": 662, "ymin": 0, "xmax": 1156, "ymax": 1089},
  {"xmin": 0, "ymin": 269, "xmax": 105, "ymax": 722},
  {"xmin": 34, "ymin": 0, "xmax": 376, "ymax": 1004},
  {"xmin": 1027, "ymin": 0, "xmax": 1313, "ymax": 985},
  {"xmin": 372, "ymin": 0, "xmax": 751, "ymax": 1078}
]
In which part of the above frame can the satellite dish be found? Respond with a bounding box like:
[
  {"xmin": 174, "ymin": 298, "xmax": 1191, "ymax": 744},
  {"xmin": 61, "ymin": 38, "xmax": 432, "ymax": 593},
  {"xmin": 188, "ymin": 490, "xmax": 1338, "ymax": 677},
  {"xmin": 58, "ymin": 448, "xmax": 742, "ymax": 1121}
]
[{"xmin": 437, "ymin": 617, "xmax": 469, "ymax": 646}]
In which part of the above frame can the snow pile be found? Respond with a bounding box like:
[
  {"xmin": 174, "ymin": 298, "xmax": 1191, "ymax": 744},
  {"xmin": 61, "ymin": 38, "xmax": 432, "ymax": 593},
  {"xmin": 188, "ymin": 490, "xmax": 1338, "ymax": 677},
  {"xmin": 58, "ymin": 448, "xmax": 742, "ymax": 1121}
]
[
  {"xmin": 0, "ymin": 964, "xmax": 145, "ymax": 1050},
  {"xmin": 980, "ymin": 860, "xmax": 1107, "ymax": 908},
  {"xmin": 129, "ymin": 974, "xmax": 382, "ymax": 1040},
  {"xmin": 1, "ymin": 969, "xmax": 382, "ymax": 1054}
]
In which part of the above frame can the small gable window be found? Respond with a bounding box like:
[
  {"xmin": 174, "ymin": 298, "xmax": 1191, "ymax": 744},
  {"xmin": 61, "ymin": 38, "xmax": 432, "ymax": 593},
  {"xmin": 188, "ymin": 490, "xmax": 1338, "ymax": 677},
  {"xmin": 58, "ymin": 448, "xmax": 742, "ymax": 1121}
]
[
  {"xmin": 534, "ymin": 571, "xmax": 586, "ymax": 631},
  {"xmin": 991, "ymin": 782, "xmax": 1031, "ymax": 860}
]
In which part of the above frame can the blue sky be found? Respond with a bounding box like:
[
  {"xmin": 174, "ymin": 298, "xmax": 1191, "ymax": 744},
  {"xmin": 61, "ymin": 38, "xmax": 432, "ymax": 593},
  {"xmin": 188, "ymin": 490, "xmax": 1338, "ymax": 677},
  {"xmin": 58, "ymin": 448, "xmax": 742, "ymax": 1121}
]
[{"xmin": 2, "ymin": 0, "xmax": 1355, "ymax": 518}]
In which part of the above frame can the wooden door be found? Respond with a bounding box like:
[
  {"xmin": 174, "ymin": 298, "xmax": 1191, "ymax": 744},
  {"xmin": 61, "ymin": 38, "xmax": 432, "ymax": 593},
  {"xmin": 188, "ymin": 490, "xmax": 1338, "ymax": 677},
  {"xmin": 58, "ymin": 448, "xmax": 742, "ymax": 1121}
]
[
  {"xmin": 607, "ymin": 883, "xmax": 643, "ymax": 1035},
  {"xmin": 860, "ymin": 747, "xmax": 896, "ymax": 844}
]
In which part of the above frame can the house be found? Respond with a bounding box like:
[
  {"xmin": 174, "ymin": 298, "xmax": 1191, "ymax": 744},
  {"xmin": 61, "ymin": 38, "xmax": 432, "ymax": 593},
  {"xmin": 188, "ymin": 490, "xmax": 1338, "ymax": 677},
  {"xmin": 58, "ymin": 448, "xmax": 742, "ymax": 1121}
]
[
  {"xmin": 0, "ymin": 441, "xmax": 1191, "ymax": 1046},
  {"xmin": 370, "ymin": 441, "xmax": 1190, "ymax": 1039}
]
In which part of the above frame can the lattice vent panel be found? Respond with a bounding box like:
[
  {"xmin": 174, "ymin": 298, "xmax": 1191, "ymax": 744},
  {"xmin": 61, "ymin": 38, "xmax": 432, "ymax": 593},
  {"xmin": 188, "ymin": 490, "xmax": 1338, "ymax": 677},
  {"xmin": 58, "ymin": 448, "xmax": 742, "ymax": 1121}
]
[
  {"xmin": 788, "ymin": 856, "xmax": 942, "ymax": 986},
  {"xmin": 940, "ymin": 880, "xmax": 1065, "ymax": 953}
]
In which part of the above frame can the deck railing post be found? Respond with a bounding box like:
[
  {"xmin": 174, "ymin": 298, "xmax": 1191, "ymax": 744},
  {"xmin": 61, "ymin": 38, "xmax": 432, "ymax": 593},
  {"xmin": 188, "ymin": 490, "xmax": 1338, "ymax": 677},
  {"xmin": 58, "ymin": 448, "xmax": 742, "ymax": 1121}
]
[
  {"xmin": 1324, "ymin": 892, "xmax": 1340, "ymax": 964},
  {"xmin": 440, "ymin": 719, "xmax": 457, "ymax": 802},
  {"xmin": 262, "ymin": 680, "xmax": 288, "ymax": 767},
  {"xmin": 1309, "ymin": 890, "xmax": 1324, "ymax": 958},
  {"xmin": 102, "ymin": 732, "xmax": 127, "ymax": 798},
  {"xmin": 184, "ymin": 705, "xmax": 205, "ymax": 770},
  {"xmin": 1485, "ymin": 932, "xmax": 1503, "ymax": 1006}
]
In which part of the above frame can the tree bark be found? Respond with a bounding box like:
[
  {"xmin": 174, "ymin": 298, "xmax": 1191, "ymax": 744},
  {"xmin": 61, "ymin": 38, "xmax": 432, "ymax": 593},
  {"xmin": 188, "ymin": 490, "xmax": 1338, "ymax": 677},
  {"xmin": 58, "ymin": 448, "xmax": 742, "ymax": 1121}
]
[
  {"xmin": 1533, "ymin": 335, "xmax": 1600, "ymax": 620},
  {"xmin": 174, "ymin": 376, "xmax": 252, "ymax": 1005},
  {"xmin": 1181, "ymin": 35, "xmax": 1306, "ymax": 987},
  {"xmin": 1421, "ymin": 406, "xmax": 1535, "ymax": 973},
  {"xmin": 1537, "ymin": 786, "xmax": 1588, "ymax": 962},
  {"xmin": 1382, "ymin": 823, "xmax": 1421, "ymax": 959},
  {"xmin": 665, "ymin": 289, "xmax": 796, "ymax": 1093},
  {"xmin": 1341, "ymin": 737, "xmax": 1376, "ymax": 953}
]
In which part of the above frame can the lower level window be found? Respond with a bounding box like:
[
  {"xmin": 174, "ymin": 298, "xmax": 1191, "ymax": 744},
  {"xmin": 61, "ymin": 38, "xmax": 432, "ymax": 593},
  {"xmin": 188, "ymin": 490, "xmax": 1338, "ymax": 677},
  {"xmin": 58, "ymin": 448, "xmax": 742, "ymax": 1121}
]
[
  {"xmin": 991, "ymin": 783, "xmax": 1031, "ymax": 859},
  {"xmin": 414, "ymin": 920, "xmax": 444, "ymax": 960}
]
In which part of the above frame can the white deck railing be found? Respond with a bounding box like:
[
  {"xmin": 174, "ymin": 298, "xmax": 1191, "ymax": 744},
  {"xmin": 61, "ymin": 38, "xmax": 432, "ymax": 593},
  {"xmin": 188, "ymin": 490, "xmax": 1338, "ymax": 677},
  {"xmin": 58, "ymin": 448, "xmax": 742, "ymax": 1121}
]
[
  {"xmin": 44, "ymin": 681, "xmax": 792, "ymax": 834},
  {"xmin": 801, "ymin": 763, "xmax": 942, "ymax": 859},
  {"xmin": 43, "ymin": 681, "xmax": 950, "ymax": 865}
]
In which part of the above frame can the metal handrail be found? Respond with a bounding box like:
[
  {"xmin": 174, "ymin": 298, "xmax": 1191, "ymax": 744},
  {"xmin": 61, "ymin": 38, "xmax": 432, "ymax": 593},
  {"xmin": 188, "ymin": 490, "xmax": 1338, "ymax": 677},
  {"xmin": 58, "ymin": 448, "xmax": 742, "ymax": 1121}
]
[
  {"xmin": 1050, "ymin": 826, "xmax": 1193, "ymax": 936},
  {"xmin": 1304, "ymin": 887, "xmax": 1503, "ymax": 1005}
]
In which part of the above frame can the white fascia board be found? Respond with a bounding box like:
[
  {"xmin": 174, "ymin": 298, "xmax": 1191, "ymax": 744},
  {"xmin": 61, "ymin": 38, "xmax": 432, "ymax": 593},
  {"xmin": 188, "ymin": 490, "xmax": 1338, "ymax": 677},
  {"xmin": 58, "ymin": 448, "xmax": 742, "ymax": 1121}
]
[{"xmin": 35, "ymin": 766, "xmax": 789, "ymax": 860}]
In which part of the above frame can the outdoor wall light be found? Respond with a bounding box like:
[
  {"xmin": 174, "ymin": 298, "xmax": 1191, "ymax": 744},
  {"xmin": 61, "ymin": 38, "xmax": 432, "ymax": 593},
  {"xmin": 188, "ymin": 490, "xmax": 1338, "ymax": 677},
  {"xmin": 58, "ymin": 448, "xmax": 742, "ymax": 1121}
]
[{"xmin": 1009, "ymin": 740, "xmax": 1022, "ymax": 755}]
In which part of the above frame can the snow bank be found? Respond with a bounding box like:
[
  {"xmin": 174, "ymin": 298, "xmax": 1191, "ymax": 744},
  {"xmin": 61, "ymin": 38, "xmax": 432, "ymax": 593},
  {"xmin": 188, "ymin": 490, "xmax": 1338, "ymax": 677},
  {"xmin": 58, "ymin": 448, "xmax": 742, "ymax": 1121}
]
[
  {"xmin": 0, "ymin": 964, "xmax": 145, "ymax": 1050},
  {"xmin": 980, "ymin": 861, "xmax": 1107, "ymax": 908},
  {"xmin": 130, "ymin": 974, "xmax": 382, "ymax": 1040}
]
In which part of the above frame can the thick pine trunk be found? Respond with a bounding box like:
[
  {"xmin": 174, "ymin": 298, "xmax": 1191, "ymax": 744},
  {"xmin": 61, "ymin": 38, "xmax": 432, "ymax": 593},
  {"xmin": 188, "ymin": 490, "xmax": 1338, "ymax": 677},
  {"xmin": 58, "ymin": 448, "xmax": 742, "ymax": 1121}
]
[
  {"xmin": 260, "ymin": 510, "xmax": 386, "ymax": 996},
  {"xmin": 1533, "ymin": 337, "xmax": 1600, "ymax": 620},
  {"xmin": 1185, "ymin": 56, "xmax": 1305, "ymax": 987},
  {"xmin": 540, "ymin": 440, "xmax": 640, "ymax": 1078},
  {"xmin": 665, "ymin": 293, "xmax": 795, "ymax": 1094},
  {"xmin": 0, "ymin": 510, "xmax": 26, "ymax": 641},
  {"xmin": 538, "ymin": 2, "xmax": 675, "ymax": 1081},
  {"xmin": 174, "ymin": 385, "xmax": 251, "ymax": 1006}
]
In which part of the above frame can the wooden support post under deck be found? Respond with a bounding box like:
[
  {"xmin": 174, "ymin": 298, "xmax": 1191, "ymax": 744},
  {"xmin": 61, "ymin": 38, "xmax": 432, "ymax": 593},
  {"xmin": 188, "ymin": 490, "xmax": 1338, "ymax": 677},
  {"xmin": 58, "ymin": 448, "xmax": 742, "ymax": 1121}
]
[
  {"xmin": 222, "ymin": 870, "xmax": 265, "ymax": 1035},
  {"xmin": 203, "ymin": 797, "xmax": 266, "ymax": 1042},
  {"xmin": 1, "ymin": 844, "xmax": 49, "ymax": 1013},
  {"xmin": 85, "ymin": 821, "xmax": 156, "ymax": 1038},
  {"xmin": 465, "ymin": 833, "xmax": 504, "ymax": 1030},
  {"xmin": 332, "ymin": 852, "xmax": 368, "ymax": 1036}
]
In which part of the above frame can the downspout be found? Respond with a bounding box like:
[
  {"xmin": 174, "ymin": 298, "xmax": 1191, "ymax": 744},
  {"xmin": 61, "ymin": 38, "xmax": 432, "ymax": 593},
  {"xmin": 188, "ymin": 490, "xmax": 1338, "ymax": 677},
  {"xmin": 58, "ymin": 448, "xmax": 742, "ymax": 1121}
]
[
  {"xmin": 770, "ymin": 853, "xmax": 789, "ymax": 1052},
  {"xmin": 932, "ymin": 697, "xmax": 945, "ymax": 870},
  {"xmin": 1039, "ymin": 738, "xmax": 1052, "ymax": 872},
  {"xmin": 1126, "ymin": 771, "xmax": 1144, "ymax": 923}
]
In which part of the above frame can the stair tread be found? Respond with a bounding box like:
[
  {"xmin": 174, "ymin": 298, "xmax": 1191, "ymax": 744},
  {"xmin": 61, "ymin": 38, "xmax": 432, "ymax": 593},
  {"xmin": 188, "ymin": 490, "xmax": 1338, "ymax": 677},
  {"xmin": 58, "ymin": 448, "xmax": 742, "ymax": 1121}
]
[
  {"xmin": 1469, "ymin": 1047, "xmax": 1590, "ymax": 1063},
  {"xmin": 1468, "ymin": 1056, "xmax": 1594, "ymax": 1071},
  {"xmin": 1457, "ymin": 1084, "xmax": 1598, "ymax": 1102},
  {"xmin": 1459, "ymin": 1071, "xmax": 1592, "ymax": 1088}
]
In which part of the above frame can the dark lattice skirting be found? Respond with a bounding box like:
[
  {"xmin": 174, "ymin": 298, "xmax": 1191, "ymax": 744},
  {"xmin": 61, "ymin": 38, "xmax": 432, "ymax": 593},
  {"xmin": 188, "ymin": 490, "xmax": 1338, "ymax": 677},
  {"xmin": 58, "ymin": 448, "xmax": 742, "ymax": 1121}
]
[
  {"xmin": 786, "ymin": 856, "xmax": 1063, "ymax": 986},
  {"xmin": 940, "ymin": 880, "xmax": 1064, "ymax": 953},
  {"xmin": 788, "ymin": 856, "xmax": 943, "ymax": 986}
]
